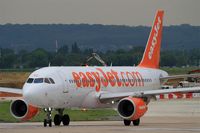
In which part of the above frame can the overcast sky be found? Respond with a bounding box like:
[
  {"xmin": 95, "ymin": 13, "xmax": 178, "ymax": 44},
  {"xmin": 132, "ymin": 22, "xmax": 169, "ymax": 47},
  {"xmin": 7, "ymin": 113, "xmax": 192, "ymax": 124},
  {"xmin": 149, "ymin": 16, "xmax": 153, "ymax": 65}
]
[{"xmin": 0, "ymin": 0, "xmax": 199, "ymax": 26}]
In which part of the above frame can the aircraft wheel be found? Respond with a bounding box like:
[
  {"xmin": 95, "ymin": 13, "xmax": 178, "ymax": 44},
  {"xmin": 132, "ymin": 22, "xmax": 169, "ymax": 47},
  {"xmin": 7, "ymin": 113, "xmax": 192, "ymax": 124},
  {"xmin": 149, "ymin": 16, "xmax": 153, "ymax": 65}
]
[
  {"xmin": 44, "ymin": 119, "xmax": 47, "ymax": 127},
  {"xmin": 124, "ymin": 119, "xmax": 131, "ymax": 126},
  {"xmin": 132, "ymin": 119, "xmax": 140, "ymax": 126},
  {"xmin": 49, "ymin": 119, "xmax": 52, "ymax": 127},
  {"xmin": 44, "ymin": 119, "xmax": 52, "ymax": 127},
  {"xmin": 54, "ymin": 114, "xmax": 62, "ymax": 126},
  {"xmin": 62, "ymin": 114, "xmax": 70, "ymax": 126}
]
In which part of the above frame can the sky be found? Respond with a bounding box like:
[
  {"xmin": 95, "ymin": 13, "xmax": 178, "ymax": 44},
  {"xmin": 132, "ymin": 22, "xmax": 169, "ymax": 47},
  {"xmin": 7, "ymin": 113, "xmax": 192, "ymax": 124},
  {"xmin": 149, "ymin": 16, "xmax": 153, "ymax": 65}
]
[{"xmin": 0, "ymin": 0, "xmax": 199, "ymax": 26}]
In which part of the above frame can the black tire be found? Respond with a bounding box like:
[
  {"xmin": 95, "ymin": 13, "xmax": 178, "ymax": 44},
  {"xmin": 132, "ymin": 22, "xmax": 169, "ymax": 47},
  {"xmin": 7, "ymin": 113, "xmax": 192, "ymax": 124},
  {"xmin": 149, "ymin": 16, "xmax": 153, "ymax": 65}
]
[
  {"xmin": 132, "ymin": 119, "xmax": 140, "ymax": 126},
  {"xmin": 124, "ymin": 119, "xmax": 131, "ymax": 126},
  {"xmin": 44, "ymin": 119, "xmax": 47, "ymax": 127},
  {"xmin": 49, "ymin": 119, "xmax": 52, "ymax": 127},
  {"xmin": 54, "ymin": 114, "xmax": 62, "ymax": 126},
  {"xmin": 62, "ymin": 114, "xmax": 70, "ymax": 126}
]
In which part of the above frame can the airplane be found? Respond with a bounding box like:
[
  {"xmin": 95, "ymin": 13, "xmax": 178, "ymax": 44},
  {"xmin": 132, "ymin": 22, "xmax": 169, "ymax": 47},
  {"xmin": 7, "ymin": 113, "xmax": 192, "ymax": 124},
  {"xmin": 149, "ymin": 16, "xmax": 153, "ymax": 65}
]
[{"xmin": 0, "ymin": 10, "xmax": 200, "ymax": 127}]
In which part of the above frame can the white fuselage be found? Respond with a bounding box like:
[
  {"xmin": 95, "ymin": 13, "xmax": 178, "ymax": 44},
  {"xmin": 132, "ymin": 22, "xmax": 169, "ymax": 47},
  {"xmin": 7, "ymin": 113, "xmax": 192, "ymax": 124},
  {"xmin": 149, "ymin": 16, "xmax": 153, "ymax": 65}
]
[{"xmin": 23, "ymin": 66, "xmax": 168, "ymax": 109}]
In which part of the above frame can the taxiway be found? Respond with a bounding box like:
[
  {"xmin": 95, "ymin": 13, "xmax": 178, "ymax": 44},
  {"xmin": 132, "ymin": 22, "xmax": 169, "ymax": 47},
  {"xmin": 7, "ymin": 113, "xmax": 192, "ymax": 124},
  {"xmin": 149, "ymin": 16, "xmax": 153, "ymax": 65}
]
[{"xmin": 0, "ymin": 117, "xmax": 200, "ymax": 133}]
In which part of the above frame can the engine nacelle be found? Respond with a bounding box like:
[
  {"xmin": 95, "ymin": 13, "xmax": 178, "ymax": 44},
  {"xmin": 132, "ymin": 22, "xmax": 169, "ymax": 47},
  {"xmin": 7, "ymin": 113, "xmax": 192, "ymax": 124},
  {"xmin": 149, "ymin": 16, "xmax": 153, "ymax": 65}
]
[
  {"xmin": 10, "ymin": 99, "xmax": 39, "ymax": 121},
  {"xmin": 117, "ymin": 97, "xmax": 147, "ymax": 120}
]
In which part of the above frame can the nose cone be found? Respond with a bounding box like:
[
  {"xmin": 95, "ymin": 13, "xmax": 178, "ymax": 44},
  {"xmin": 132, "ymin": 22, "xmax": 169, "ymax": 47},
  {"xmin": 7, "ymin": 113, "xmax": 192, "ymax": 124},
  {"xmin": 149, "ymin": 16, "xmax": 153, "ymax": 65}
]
[{"xmin": 23, "ymin": 84, "xmax": 43, "ymax": 107}]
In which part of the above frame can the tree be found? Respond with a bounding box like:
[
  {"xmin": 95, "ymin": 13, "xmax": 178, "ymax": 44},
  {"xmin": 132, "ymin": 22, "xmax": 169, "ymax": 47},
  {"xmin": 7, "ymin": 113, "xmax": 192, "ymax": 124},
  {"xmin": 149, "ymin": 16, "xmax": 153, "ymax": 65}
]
[
  {"xmin": 71, "ymin": 42, "xmax": 81, "ymax": 53},
  {"xmin": 0, "ymin": 48, "xmax": 16, "ymax": 68},
  {"xmin": 51, "ymin": 54, "xmax": 66, "ymax": 66},
  {"xmin": 58, "ymin": 45, "xmax": 68, "ymax": 55},
  {"xmin": 160, "ymin": 51, "xmax": 177, "ymax": 67},
  {"xmin": 28, "ymin": 48, "xmax": 49, "ymax": 68}
]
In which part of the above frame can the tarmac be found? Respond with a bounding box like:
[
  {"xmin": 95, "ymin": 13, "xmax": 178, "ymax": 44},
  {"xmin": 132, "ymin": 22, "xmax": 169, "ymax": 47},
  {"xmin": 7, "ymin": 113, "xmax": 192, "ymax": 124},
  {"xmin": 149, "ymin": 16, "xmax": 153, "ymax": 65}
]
[{"xmin": 0, "ymin": 117, "xmax": 200, "ymax": 133}]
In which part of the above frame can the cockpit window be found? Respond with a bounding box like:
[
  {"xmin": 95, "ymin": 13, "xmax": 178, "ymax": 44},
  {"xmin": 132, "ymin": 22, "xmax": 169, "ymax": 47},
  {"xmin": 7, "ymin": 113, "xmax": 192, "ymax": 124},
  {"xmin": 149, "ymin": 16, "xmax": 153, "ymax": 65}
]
[
  {"xmin": 26, "ymin": 77, "xmax": 54, "ymax": 84},
  {"xmin": 44, "ymin": 78, "xmax": 51, "ymax": 84},
  {"xmin": 34, "ymin": 78, "xmax": 44, "ymax": 83},
  {"xmin": 49, "ymin": 78, "xmax": 55, "ymax": 84},
  {"xmin": 27, "ymin": 78, "xmax": 34, "ymax": 83}
]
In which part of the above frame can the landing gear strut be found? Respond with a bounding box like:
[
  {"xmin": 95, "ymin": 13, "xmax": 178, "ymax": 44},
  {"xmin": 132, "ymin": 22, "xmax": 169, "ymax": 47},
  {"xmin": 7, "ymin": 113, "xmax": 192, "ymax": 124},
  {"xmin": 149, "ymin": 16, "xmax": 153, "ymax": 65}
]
[
  {"xmin": 44, "ymin": 108, "xmax": 52, "ymax": 127},
  {"xmin": 123, "ymin": 118, "xmax": 140, "ymax": 126},
  {"xmin": 54, "ymin": 109, "xmax": 70, "ymax": 126}
]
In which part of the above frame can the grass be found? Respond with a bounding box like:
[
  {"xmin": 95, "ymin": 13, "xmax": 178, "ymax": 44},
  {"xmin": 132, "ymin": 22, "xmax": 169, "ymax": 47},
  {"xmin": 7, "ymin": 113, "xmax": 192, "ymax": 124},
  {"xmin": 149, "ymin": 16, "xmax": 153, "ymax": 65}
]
[
  {"xmin": 0, "ymin": 101, "xmax": 118, "ymax": 122},
  {"xmin": 0, "ymin": 101, "xmax": 21, "ymax": 122},
  {"xmin": 0, "ymin": 72, "xmax": 30, "ymax": 88}
]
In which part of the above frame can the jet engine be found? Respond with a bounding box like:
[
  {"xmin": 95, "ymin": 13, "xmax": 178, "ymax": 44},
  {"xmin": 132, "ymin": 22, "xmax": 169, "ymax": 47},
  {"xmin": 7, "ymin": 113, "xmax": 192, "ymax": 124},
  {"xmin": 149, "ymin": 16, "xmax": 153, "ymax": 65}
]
[
  {"xmin": 117, "ymin": 97, "xmax": 147, "ymax": 120},
  {"xmin": 10, "ymin": 99, "xmax": 39, "ymax": 121}
]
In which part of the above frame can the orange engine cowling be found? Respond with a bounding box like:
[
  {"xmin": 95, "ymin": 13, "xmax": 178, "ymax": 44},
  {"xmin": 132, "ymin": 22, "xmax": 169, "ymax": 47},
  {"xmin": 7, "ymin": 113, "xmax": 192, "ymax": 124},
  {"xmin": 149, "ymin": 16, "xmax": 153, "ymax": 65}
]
[
  {"xmin": 117, "ymin": 97, "xmax": 148, "ymax": 120},
  {"xmin": 10, "ymin": 99, "xmax": 39, "ymax": 121}
]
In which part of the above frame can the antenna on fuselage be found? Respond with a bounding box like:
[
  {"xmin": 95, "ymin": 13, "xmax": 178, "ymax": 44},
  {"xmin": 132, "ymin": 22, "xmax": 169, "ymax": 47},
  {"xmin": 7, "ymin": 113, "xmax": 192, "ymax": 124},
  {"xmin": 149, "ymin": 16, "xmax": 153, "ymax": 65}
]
[{"xmin": 48, "ymin": 62, "xmax": 51, "ymax": 67}]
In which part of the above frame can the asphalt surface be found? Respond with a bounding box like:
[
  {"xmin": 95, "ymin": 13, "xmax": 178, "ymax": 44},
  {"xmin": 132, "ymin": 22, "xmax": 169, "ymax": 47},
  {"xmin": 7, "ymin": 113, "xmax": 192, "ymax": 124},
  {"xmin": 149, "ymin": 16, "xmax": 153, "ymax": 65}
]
[{"xmin": 0, "ymin": 117, "xmax": 200, "ymax": 133}]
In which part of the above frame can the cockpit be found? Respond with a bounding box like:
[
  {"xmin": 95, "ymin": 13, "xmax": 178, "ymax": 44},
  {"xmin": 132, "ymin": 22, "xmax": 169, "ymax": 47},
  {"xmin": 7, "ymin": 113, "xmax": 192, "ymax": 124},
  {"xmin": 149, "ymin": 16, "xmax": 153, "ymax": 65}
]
[{"xmin": 26, "ymin": 78, "xmax": 55, "ymax": 84}]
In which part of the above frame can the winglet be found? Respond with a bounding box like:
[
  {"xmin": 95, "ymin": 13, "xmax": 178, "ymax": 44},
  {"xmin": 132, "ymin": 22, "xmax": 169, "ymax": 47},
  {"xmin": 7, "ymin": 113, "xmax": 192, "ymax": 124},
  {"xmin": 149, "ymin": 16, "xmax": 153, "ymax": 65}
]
[{"xmin": 138, "ymin": 10, "xmax": 164, "ymax": 69}]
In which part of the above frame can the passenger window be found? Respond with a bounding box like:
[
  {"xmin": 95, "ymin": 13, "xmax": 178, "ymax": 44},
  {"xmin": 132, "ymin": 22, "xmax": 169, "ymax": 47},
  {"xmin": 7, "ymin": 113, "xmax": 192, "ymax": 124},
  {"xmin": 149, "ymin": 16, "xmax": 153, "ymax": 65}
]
[
  {"xmin": 44, "ymin": 78, "xmax": 51, "ymax": 84},
  {"xmin": 27, "ymin": 78, "xmax": 34, "ymax": 83},
  {"xmin": 34, "ymin": 78, "xmax": 44, "ymax": 83},
  {"xmin": 49, "ymin": 78, "xmax": 55, "ymax": 84}
]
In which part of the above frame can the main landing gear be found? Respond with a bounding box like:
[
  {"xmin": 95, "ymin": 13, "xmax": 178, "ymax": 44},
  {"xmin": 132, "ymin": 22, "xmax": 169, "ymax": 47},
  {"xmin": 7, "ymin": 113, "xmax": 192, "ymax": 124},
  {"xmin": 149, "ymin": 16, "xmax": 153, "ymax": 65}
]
[
  {"xmin": 54, "ymin": 109, "xmax": 70, "ymax": 126},
  {"xmin": 43, "ymin": 108, "xmax": 70, "ymax": 127},
  {"xmin": 123, "ymin": 119, "xmax": 140, "ymax": 126}
]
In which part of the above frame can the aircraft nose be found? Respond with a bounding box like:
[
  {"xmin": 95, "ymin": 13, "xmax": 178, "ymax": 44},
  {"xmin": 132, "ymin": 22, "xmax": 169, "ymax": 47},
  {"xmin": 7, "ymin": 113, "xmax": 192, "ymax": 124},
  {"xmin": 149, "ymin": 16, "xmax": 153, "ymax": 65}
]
[{"xmin": 23, "ymin": 85, "xmax": 42, "ymax": 106}]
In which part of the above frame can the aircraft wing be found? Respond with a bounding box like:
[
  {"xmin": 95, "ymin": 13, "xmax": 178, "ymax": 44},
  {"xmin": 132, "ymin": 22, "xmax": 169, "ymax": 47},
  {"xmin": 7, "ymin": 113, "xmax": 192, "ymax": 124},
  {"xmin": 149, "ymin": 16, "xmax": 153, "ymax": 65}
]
[
  {"xmin": 160, "ymin": 73, "xmax": 200, "ymax": 80},
  {"xmin": 0, "ymin": 87, "xmax": 22, "ymax": 94},
  {"xmin": 99, "ymin": 87, "xmax": 200, "ymax": 103},
  {"xmin": 0, "ymin": 87, "xmax": 23, "ymax": 100}
]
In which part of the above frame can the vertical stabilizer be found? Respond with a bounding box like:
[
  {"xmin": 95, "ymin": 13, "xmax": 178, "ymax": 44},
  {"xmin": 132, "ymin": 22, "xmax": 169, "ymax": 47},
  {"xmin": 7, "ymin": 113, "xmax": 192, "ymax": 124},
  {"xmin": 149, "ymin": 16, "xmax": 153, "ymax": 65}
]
[{"xmin": 138, "ymin": 10, "xmax": 164, "ymax": 69}]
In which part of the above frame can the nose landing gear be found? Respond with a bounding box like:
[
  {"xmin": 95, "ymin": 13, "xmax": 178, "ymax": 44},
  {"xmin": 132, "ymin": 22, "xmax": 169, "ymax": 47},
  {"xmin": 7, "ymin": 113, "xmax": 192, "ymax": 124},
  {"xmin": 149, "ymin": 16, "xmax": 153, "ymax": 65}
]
[{"xmin": 44, "ymin": 108, "xmax": 52, "ymax": 127}]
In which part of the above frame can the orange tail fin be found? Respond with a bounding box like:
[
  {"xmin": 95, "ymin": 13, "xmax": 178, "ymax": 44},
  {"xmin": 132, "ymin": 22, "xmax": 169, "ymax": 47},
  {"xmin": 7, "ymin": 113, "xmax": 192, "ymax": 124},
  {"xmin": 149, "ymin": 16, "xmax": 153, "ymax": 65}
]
[{"xmin": 138, "ymin": 10, "xmax": 164, "ymax": 69}]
